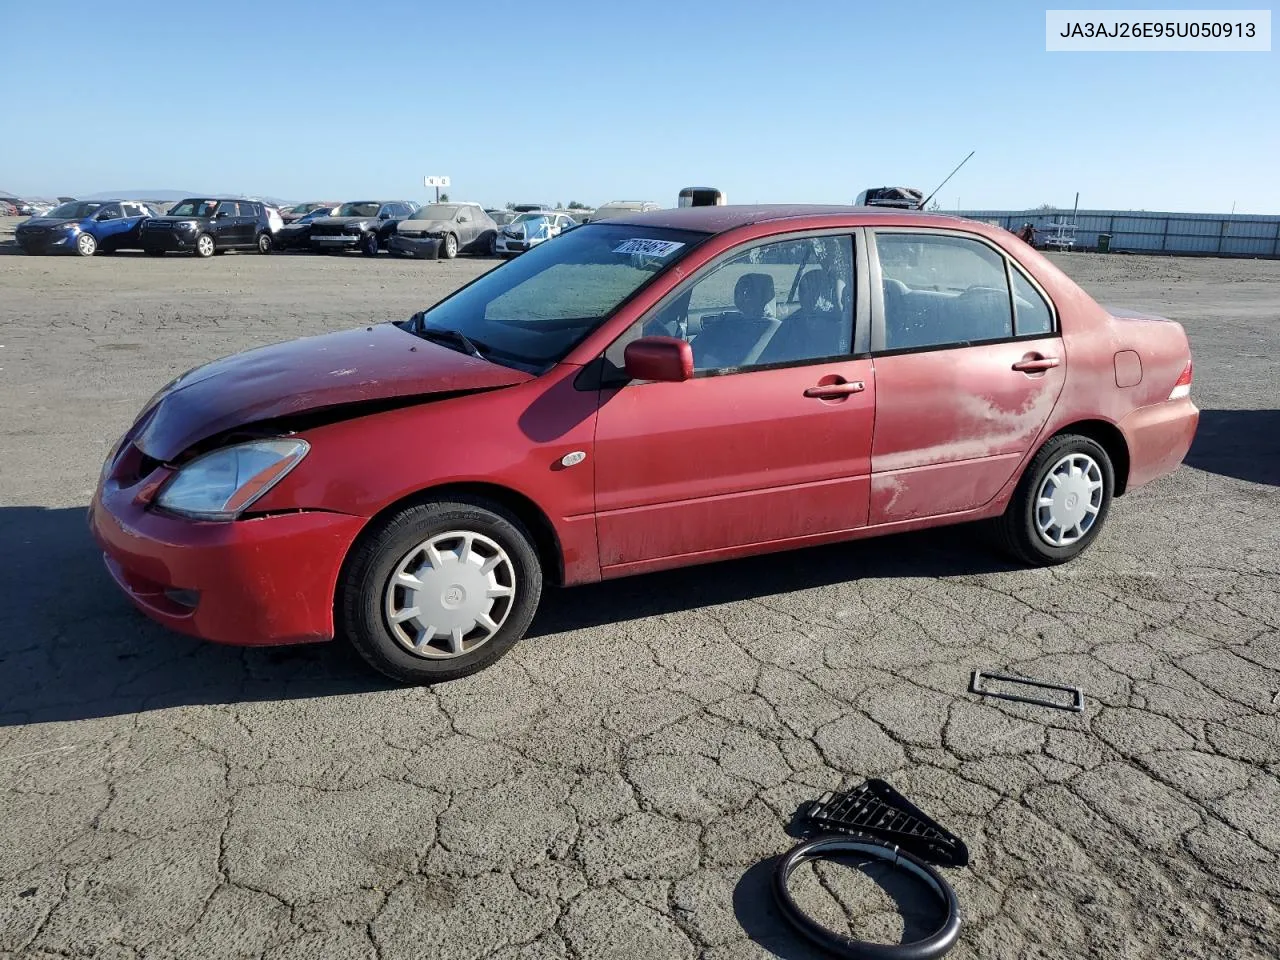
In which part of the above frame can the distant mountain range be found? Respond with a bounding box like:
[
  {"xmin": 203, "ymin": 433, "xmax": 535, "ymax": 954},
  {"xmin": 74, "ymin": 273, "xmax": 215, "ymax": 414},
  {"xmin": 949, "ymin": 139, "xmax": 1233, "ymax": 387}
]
[{"xmin": 81, "ymin": 189, "xmax": 294, "ymax": 205}]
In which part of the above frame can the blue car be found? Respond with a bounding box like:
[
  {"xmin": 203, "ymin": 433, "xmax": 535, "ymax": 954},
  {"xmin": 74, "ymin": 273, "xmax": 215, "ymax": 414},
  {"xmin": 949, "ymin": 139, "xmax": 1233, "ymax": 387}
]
[{"xmin": 14, "ymin": 199, "xmax": 159, "ymax": 256}]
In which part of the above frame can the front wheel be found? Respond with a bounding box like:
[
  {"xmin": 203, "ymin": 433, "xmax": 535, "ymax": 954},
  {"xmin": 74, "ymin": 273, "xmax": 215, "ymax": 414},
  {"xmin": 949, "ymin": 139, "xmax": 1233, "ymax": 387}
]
[
  {"xmin": 194, "ymin": 233, "xmax": 215, "ymax": 258},
  {"xmin": 441, "ymin": 233, "xmax": 458, "ymax": 259},
  {"xmin": 257, "ymin": 232, "xmax": 272, "ymax": 254},
  {"xmin": 361, "ymin": 232, "xmax": 379, "ymax": 257},
  {"xmin": 75, "ymin": 233, "xmax": 98, "ymax": 257},
  {"xmin": 338, "ymin": 498, "xmax": 543, "ymax": 684},
  {"xmin": 995, "ymin": 433, "xmax": 1114, "ymax": 566}
]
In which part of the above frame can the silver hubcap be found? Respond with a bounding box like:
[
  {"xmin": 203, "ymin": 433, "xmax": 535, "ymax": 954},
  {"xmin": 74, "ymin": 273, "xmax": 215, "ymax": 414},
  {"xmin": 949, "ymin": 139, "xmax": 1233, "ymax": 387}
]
[
  {"xmin": 1035, "ymin": 453, "xmax": 1104, "ymax": 547},
  {"xmin": 446, "ymin": 236, "xmax": 457, "ymax": 256},
  {"xmin": 197, "ymin": 236, "xmax": 213, "ymax": 256},
  {"xmin": 384, "ymin": 531, "xmax": 516, "ymax": 659},
  {"xmin": 78, "ymin": 235, "xmax": 94, "ymax": 254}
]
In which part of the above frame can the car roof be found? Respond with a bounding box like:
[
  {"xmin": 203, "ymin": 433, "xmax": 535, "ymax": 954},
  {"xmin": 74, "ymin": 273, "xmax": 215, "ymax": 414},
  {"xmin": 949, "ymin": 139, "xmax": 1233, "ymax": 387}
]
[{"xmin": 603, "ymin": 203, "xmax": 978, "ymax": 234}]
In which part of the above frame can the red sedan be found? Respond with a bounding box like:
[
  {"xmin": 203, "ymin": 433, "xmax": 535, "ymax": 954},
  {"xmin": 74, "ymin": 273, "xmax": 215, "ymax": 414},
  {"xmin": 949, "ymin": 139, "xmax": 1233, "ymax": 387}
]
[{"xmin": 91, "ymin": 206, "xmax": 1198, "ymax": 683}]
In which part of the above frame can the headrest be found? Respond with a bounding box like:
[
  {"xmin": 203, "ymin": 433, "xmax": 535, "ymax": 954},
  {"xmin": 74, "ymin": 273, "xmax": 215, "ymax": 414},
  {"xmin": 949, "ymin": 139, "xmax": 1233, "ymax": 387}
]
[
  {"xmin": 798, "ymin": 269, "xmax": 835, "ymax": 311},
  {"xmin": 734, "ymin": 273, "xmax": 776, "ymax": 318}
]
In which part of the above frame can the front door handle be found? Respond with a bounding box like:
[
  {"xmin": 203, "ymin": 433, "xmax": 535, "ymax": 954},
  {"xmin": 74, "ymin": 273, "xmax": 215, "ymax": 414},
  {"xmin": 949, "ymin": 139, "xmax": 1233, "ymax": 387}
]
[
  {"xmin": 1012, "ymin": 356, "xmax": 1060, "ymax": 372},
  {"xmin": 804, "ymin": 380, "xmax": 865, "ymax": 399}
]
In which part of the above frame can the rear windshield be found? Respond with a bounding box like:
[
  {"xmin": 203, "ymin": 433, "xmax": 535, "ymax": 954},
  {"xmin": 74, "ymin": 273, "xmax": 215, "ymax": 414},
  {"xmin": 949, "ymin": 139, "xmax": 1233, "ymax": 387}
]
[{"xmin": 402, "ymin": 224, "xmax": 706, "ymax": 373}]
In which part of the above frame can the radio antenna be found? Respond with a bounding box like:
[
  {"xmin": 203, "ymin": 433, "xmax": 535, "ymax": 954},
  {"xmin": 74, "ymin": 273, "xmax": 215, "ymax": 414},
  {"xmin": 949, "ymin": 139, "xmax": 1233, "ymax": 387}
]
[{"xmin": 918, "ymin": 151, "xmax": 975, "ymax": 210}]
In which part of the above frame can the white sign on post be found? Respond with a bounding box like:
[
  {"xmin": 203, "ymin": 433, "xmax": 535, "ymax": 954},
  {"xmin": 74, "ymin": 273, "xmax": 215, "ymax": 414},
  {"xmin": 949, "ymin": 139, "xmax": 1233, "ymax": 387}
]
[{"xmin": 423, "ymin": 176, "xmax": 451, "ymax": 187}]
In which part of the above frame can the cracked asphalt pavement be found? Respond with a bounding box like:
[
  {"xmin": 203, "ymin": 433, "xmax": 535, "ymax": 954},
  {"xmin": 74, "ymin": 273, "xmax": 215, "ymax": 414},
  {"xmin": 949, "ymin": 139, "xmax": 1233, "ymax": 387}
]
[{"xmin": 1, "ymin": 225, "xmax": 1277, "ymax": 959}]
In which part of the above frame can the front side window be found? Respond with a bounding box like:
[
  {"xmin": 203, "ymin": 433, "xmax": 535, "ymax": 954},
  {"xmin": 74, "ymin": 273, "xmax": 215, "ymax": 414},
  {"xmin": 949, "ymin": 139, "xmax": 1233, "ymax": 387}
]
[
  {"xmin": 96, "ymin": 204, "xmax": 122, "ymax": 220},
  {"xmin": 876, "ymin": 233, "xmax": 1013, "ymax": 350},
  {"xmin": 612, "ymin": 234, "xmax": 855, "ymax": 375},
  {"xmin": 402, "ymin": 224, "xmax": 705, "ymax": 372}
]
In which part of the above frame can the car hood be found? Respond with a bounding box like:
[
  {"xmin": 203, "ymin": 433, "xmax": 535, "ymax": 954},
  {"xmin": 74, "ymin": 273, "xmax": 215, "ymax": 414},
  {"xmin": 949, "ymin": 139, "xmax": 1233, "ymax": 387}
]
[
  {"xmin": 311, "ymin": 216, "xmax": 374, "ymax": 227},
  {"xmin": 399, "ymin": 218, "xmax": 455, "ymax": 232},
  {"xmin": 17, "ymin": 217, "xmax": 76, "ymax": 228},
  {"xmin": 134, "ymin": 323, "xmax": 533, "ymax": 461}
]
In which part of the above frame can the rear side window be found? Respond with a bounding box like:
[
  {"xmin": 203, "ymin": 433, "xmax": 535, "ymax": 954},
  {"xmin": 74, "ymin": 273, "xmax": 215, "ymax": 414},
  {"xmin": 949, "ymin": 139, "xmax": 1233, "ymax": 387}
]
[
  {"xmin": 876, "ymin": 233, "xmax": 1013, "ymax": 351},
  {"xmin": 1011, "ymin": 268, "xmax": 1053, "ymax": 336}
]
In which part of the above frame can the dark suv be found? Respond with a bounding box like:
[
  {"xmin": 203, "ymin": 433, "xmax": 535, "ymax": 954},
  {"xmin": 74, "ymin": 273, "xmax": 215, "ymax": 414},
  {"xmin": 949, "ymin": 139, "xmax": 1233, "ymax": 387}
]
[
  {"xmin": 307, "ymin": 201, "xmax": 418, "ymax": 256},
  {"xmin": 140, "ymin": 198, "xmax": 274, "ymax": 257}
]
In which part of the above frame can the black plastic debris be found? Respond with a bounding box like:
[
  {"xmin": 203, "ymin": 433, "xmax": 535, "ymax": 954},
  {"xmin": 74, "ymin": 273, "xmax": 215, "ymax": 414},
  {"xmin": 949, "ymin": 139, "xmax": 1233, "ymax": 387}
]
[
  {"xmin": 798, "ymin": 779, "xmax": 969, "ymax": 868},
  {"xmin": 969, "ymin": 669, "xmax": 1084, "ymax": 713}
]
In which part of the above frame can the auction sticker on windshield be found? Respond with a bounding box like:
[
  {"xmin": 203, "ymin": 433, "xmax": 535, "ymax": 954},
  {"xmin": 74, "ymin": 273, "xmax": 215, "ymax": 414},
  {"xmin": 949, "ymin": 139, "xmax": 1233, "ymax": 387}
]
[{"xmin": 613, "ymin": 238, "xmax": 685, "ymax": 257}]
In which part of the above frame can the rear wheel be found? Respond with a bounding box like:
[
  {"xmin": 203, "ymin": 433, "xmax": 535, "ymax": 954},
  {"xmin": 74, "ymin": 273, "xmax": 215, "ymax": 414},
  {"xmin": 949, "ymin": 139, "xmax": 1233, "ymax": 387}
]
[
  {"xmin": 256, "ymin": 232, "xmax": 272, "ymax": 254},
  {"xmin": 995, "ymin": 433, "xmax": 1114, "ymax": 566},
  {"xmin": 489, "ymin": 234, "xmax": 498, "ymax": 256},
  {"xmin": 338, "ymin": 498, "xmax": 543, "ymax": 684},
  {"xmin": 75, "ymin": 233, "xmax": 98, "ymax": 257},
  {"xmin": 194, "ymin": 233, "xmax": 215, "ymax": 258},
  {"xmin": 361, "ymin": 232, "xmax": 379, "ymax": 257}
]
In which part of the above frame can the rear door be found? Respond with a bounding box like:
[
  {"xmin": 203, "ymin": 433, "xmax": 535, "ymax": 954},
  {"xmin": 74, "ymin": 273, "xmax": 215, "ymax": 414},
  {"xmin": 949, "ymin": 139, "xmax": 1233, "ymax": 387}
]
[
  {"xmin": 212, "ymin": 201, "xmax": 241, "ymax": 246},
  {"xmin": 593, "ymin": 231, "xmax": 875, "ymax": 573},
  {"xmin": 867, "ymin": 229, "xmax": 1065, "ymax": 524}
]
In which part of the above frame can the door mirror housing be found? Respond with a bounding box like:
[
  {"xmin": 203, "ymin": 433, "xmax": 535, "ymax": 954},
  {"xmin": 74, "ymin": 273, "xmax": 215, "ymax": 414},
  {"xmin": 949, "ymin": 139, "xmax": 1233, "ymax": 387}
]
[{"xmin": 624, "ymin": 336, "xmax": 694, "ymax": 383}]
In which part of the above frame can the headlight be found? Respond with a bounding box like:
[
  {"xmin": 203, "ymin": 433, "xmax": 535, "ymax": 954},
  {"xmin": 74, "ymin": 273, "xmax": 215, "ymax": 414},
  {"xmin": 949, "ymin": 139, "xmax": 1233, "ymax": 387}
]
[
  {"xmin": 155, "ymin": 439, "xmax": 309, "ymax": 521},
  {"xmin": 176, "ymin": 220, "xmax": 198, "ymax": 231}
]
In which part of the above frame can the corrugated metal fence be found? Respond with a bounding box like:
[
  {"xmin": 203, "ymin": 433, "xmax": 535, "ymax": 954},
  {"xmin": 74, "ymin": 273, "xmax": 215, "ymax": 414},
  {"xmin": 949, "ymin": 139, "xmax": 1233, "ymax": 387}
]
[{"xmin": 957, "ymin": 208, "xmax": 1280, "ymax": 257}]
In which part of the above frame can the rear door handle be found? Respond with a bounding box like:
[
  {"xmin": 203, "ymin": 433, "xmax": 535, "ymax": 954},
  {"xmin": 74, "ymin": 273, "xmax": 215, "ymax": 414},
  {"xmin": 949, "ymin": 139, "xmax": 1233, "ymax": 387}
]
[
  {"xmin": 1012, "ymin": 356, "xmax": 1060, "ymax": 372},
  {"xmin": 804, "ymin": 381, "xmax": 865, "ymax": 399}
]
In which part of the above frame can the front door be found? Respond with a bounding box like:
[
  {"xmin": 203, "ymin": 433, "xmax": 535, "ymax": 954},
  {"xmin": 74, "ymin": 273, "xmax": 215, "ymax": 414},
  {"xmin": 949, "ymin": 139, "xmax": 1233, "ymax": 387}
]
[
  {"xmin": 867, "ymin": 229, "xmax": 1066, "ymax": 524},
  {"xmin": 593, "ymin": 233, "xmax": 875, "ymax": 574}
]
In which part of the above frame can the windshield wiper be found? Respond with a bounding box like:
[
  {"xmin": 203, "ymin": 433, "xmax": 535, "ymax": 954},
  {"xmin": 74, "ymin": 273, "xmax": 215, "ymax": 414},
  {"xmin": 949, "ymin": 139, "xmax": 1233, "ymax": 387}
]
[{"xmin": 416, "ymin": 325, "xmax": 489, "ymax": 360}]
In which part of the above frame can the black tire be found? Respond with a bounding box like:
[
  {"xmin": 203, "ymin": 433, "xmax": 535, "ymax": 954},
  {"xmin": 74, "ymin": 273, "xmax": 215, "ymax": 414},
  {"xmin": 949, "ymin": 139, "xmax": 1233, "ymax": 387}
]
[
  {"xmin": 361, "ymin": 232, "xmax": 379, "ymax": 257},
  {"xmin": 337, "ymin": 497, "xmax": 544, "ymax": 684},
  {"xmin": 441, "ymin": 233, "xmax": 458, "ymax": 259},
  {"xmin": 194, "ymin": 233, "xmax": 215, "ymax": 258},
  {"xmin": 257, "ymin": 232, "xmax": 272, "ymax": 254},
  {"xmin": 994, "ymin": 433, "xmax": 1114, "ymax": 566},
  {"xmin": 488, "ymin": 234, "xmax": 498, "ymax": 256}
]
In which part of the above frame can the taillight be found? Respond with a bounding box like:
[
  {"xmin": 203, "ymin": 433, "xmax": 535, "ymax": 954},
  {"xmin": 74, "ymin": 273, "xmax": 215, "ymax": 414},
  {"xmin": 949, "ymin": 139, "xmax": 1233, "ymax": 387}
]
[{"xmin": 1168, "ymin": 360, "xmax": 1193, "ymax": 400}]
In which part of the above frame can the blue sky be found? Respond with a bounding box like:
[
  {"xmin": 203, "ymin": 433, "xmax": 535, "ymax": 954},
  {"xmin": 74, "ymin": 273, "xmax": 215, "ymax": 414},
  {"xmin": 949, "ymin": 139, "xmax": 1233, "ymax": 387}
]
[{"xmin": 3, "ymin": 1, "xmax": 1277, "ymax": 212}]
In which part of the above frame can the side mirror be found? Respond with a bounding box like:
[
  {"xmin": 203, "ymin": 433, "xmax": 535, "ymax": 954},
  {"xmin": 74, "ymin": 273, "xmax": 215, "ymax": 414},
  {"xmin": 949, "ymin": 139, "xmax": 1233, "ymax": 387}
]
[
  {"xmin": 458, "ymin": 214, "xmax": 470, "ymax": 222},
  {"xmin": 624, "ymin": 336, "xmax": 694, "ymax": 383}
]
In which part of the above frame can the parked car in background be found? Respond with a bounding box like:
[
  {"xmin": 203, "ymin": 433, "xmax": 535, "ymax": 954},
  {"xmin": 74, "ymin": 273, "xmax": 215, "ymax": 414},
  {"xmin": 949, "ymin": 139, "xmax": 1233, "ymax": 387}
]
[
  {"xmin": 493, "ymin": 211, "xmax": 578, "ymax": 257},
  {"xmin": 486, "ymin": 209, "xmax": 516, "ymax": 226},
  {"xmin": 0, "ymin": 201, "xmax": 18, "ymax": 217},
  {"xmin": 15, "ymin": 199, "xmax": 159, "ymax": 256},
  {"xmin": 388, "ymin": 203, "xmax": 497, "ymax": 259},
  {"xmin": 308, "ymin": 201, "xmax": 418, "ymax": 256},
  {"xmin": 264, "ymin": 204, "xmax": 285, "ymax": 234},
  {"xmin": 281, "ymin": 202, "xmax": 339, "ymax": 224},
  {"xmin": 588, "ymin": 200, "xmax": 661, "ymax": 222},
  {"xmin": 273, "ymin": 204, "xmax": 340, "ymax": 251},
  {"xmin": 510, "ymin": 203, "xmax": 552, "ymax": 213},
  {"xmin": 89, "ymin": 206, "xmax": 1199, "ymax": 684},
  {"xmin": 140, "ymin": 198, "xmax": 275, "ymax": 257}
]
